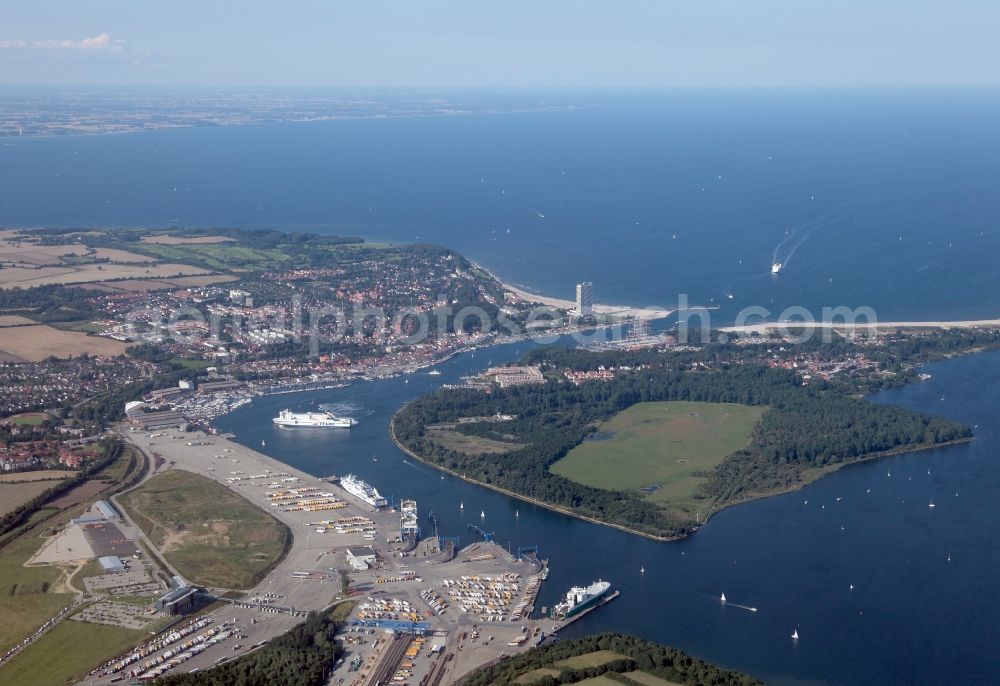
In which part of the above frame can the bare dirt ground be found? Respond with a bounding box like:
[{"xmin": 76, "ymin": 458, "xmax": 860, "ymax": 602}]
[
  {"xmin": 0, "ymin": 325, "xmax": 127, "ymax": 360},
  {"xmin": 45, "ymin": 480, "xmax": 107, "ymax": 510},
  {"xmin": 28, "ymin": 524, "xmax": 96, "ymax": 565}
]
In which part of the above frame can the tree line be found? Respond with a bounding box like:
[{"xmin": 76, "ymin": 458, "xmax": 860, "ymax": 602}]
[
  {"xmin": 393, "ymin": 348, "xmax": 970, "ymax": 537},
  {"xmin": 157, "ymin": 611, "xmax": 342, "ymax": 686},
  {"xmin": 460, "ymin": 632, "xmax": 761, "ymax": 686}
]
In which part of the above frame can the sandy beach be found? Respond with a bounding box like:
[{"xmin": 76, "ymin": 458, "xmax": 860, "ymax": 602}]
[{"xmin": 721, "ymin": 319, "xmax": 1000, "ymax": 334}]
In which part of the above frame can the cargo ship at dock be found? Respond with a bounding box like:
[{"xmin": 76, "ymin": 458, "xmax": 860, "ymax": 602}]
[
  {"xmin": 272, "ymin": 409, "xmax": 357, "ymax": 429},
  {"xmin": 551, "ymin": 580, "xmax": 613, "ymax": 620},
  {"xmin": 340, "ymin": 474, "xmax": 387, "ymax": 509},
  {"xmin": 400, "ymin": 499, "xmax": 420, "ymax": 542}
]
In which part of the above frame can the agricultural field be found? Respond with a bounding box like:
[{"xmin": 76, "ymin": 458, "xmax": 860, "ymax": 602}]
[
  {"xmin": 118, "ymin": 469, "xmax": 288, "ymax": 589},
  {"xmin": 0, "ymin": 315, "xmax": 37, "ymax": 327},
  {"xmin": 550, "ymin": 401, "xmax": 765, "ymax": 516},
  {"xmin": 130, "ymin": 241, "xmax": 290, "ymax": 270},
  {"xmin": 0, "ymin": 481, "xmax": 66, "ymax": 517},
  {"xmin": 0, "ymin": 242, "xmax": 90, "ymax": 267},
  {"xmin": 88, "ymin": 247, "xmax": 156, "ymax": 263},
  {"xmin": 0, "ymin": 470, "xmax": 75, "ymax": 482},
  {"xmin": 0, "ymin": 619, "xmax": 145, "ymax": 686},
  {"xmin": 0, "ymin": 262, "xmax": 213, "ymax": 289},
  {"xmin": 0, "ymin": 324, "xmax": 127, "ymax": 361}
]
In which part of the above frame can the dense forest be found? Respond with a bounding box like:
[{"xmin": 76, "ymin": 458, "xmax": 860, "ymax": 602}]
[
  {"xmin": 0, "ymin": 283, "xmax": 102, "ymax": 322},
  {"xmin": 460, "ymin": 633, "xmax": 761, "ymax": 686},
  {"xmin": 157, "ymin": 612, "xmax": 342, "ymax": 686},
  {"xmin": 393, "ymin": 347, "xmax": 970, "ymax": 538}
]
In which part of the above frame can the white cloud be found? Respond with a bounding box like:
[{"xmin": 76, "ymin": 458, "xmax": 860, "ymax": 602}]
[{"xmin": 0, "ymin": 33, "xmax": 125, "ymax": 51}]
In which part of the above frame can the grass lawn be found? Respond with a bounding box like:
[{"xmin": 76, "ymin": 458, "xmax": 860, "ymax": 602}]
[
  {"xmin": 173, "ymin": 357, "xmax": 214, "ymax": 370},
  {"xmin": 623, "ymin": 671, "xmax": 683, "ymax": 686},
  {"xmin": 570, "ymin": 676, "xmax": 627, "ymax": 686},
  {"xmin": 47, "ymin": 320, "xmax": 107, "ymax": 334},
  {"xmin": 550, "ymin": 401, "xmax": 764, "ymax": 516},
  {"xmin": 0, "ymin": 619, "xmax": 145, "ymax": 686},
  {"xmin": 131, "ymin": 242, "xmax": 288, "ymax": 270},
  {"xmin": 0, "ymin": 531, "xmax": 75, "ymax": 654},
  {"xmin": 119, "ymin": 469, "xmax": 289, "ymax": 589},
  {"xmin": 91, "ymin": 445, "xmax": 134, "ymax": 483},
  {"xmin": 7, "ymin": 413, "xmax": 46, "ymax": 426},
  {"xmin": 514, "ymin": 667, "xmax": 562, "ymax": 684},
  {"xmin": 554, "ymin": 650, "xmax": 628, "ymax": 669},
  {"xmin": 426, "ymin": 426, "xmax": 523, "ymax": 455}
]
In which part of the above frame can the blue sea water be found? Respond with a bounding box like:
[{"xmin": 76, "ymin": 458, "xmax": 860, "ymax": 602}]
[
  {"xmin": 2, "ymin": 89, "xmax": 1000, "ymax": 321},
  {"xmin": 4, "ymin": 89, "xmax": 1000, "ymax": 683},
  {"xmin": 214, "ymin": 342, "xmax": 1000, "ymax": 686}
]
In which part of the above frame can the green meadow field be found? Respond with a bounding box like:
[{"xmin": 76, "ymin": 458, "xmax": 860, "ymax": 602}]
[{"xmin": 550, "ymin": 401, "xmax": 764, "ymax": 516}]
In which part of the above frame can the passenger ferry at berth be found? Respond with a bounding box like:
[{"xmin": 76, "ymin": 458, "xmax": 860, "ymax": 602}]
[{"xmin": 340, "ymin": 474, "xmax": 387, "ymax": 509}]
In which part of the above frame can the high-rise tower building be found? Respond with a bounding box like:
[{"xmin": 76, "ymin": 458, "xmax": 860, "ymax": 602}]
[{"xmin": 576, "ymin": 281, "xmax": 593, "ymax": 315}]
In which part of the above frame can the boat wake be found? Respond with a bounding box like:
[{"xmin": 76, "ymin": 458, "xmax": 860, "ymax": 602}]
[
  {"xmin": 770, "ymin": 202, "xmax": 862, "ymax": 273},
  {"xmin": 318, "ymin": 401, "xmax": 363, "ymax": 415}
]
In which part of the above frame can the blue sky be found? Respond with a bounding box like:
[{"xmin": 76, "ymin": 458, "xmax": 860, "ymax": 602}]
[{"xmin": 1, "ymin": 1, "xmax": 998, "ymax": 87}]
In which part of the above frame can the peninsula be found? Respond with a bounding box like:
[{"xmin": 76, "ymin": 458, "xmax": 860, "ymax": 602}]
[{"xmin": 391, "ymin": 329, "xmax": 991, "ymax": 540}]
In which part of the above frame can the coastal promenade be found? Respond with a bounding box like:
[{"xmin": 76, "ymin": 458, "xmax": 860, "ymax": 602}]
[{"xmin": 502, "ymin": 283, "xmax": 673, "ymax": 321}]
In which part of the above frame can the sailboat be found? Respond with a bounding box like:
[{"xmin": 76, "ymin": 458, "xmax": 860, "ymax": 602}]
[
  {"xmin": 372, "ymin": 454, "xmax": 378, "ymax": 463},
  {"xmin": 720, "ymin": 593, "xmax": 727, "ymax": 603},
  {"xmin": 459, "ymin": 502, "xmax": 464, "ymax": 510},
  {"xmin": 640, "ymin": 566, "xmax": 645, "ymax": 574},
  {"xmin": 791, "ymin": 628, "xmax": 799, "ymax": 640},
  {"xmin": 480, "ymin": 510, "xmax": 485, "ymax": 518},
  {"xmin": 515, "ymin": 510, "xmax": 519, "ymax": 517},
  {"xmin": 261, "ymin": 439, "xmax": 266, "ymax": 447}
]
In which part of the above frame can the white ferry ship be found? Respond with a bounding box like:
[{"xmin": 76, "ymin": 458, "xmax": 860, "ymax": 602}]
[
  {"xmin": 341, "ymin": 474, "xmax": 387, "ymax": 509},
  {"xmin": 272, "ymin": 409, "xmax": 357, "ymax": 429},
  {"xmin": 551, "ymin": 580, "xmax": 612, "ymax": 620}
]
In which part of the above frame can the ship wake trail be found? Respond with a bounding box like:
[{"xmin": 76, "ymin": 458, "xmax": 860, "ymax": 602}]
[{"xmin": 771, "ymin": 202, "xmax": 862, "ymax": 271}]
